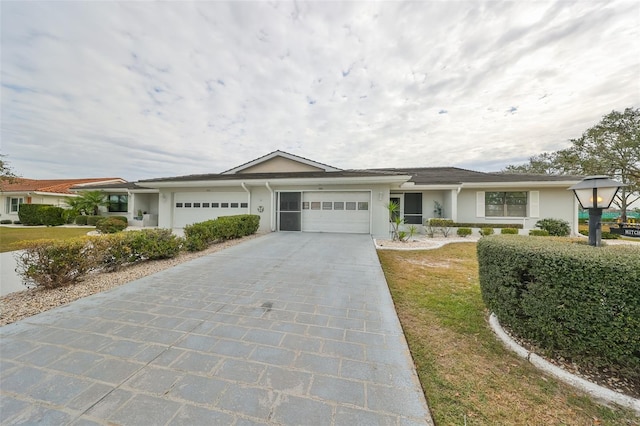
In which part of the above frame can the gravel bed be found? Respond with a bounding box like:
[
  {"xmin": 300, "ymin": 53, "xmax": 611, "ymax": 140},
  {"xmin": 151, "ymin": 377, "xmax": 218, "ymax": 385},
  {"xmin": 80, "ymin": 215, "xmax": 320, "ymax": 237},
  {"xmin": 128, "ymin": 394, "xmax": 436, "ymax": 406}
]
[{"xmin": 0, "ymin": 234, "xmax": 262, "ymax": 326}]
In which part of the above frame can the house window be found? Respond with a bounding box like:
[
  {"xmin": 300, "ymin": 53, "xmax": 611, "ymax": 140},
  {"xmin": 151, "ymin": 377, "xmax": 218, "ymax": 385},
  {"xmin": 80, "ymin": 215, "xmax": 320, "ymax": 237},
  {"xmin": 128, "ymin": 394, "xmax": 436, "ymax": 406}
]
[
  {"xmin": 108, "ymin": 195, "xmax": 128, "ymax": 213},
  {"xmin": 403, "ymin": 193, "xmax": 422, "ymax": 224},
  {"xmin": 6, "ymin": 197, "xmax": 24, "ymax": 213},
  {"xmin": 485, "ymin": 192, "xmax": 527, "ymax": 217}
]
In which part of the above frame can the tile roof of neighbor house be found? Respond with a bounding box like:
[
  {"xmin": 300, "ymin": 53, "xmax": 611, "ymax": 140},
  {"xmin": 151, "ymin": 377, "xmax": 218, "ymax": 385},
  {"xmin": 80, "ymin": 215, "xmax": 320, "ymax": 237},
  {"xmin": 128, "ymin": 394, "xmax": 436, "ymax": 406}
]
[
  {"xmin": 1, "ymin": 178, "xmax": 126, "ymax": 194},
  {"xmin": 70, "ymin": 181, "xmax": 144, "ymax": 190},
  {"xmin": 373, "ymin": 167, "xmax": 583, "ymax": 185}
]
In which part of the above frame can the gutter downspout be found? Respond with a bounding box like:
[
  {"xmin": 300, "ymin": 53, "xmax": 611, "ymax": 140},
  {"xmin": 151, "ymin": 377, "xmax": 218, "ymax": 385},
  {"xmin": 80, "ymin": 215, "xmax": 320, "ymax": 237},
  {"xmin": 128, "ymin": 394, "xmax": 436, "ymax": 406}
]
[
  {"xmin": 241, "ymin": 182, "xmax": 250, "ymax": 213},
  {"xmin": 265, "ymin": 182, "xmax": 275, "ymax": 231}
]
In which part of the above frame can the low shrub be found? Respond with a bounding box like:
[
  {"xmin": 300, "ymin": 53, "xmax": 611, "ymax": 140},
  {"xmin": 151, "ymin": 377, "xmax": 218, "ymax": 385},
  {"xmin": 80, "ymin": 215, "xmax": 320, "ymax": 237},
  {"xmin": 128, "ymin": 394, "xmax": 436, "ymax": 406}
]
[
  {"xmin": 535, "ymin": 218, "xmax": 570, "ymax": 237},
  {"xmin": 86, "ymin": 216, "xmax": 102, "ymax": 226},
  {"xmin": 0, "ymin": 219, "xmax": 12, "ymax": 224},
  {"xmin": 13, "ymin": 221, "xmax": 21, "ymax": 225},
  {"xmin": 184, "ymin": 215, "xmax": 260, "ymax": 251},
  {"xmin": 456, "ymin": 227, "xmax": 472, "ymax": 237},
  {"xmin": 96, "ymin": 217, "xmax": 128, "ymax": 234},
  {"xmin": 426, "ymin": 218, "xmax": 454, "ymax": 237},
  {"xmin": 62, "ymin": 209, "xmax": 76, "ymax": 224},
  {"xmin": 110, "ymin": 216, "xmax": 129, "ymax": 224},
  {"xmin": 579, "ymin": 230, "xmax": 621, "ymax": 239},
  {"xmin": 479, "ymin": 227, "xmax": 494, "ymax": 236},
  {"xmin": 500, "ymin": 228, "xmax": 518, "ymax": 235},
  {"xmin": 529, "ymin": 229, "xmax": 550, "ymax": 236},
  {"xmin": 453, "ymin": 222, "xmax": 522, "ymax": 229},
  {"xmin": 17, "ymin": 204, "xmax": 64, "ymax": 226},
  {"xmin": 75, "ymin": 215, "xmax": 88, "ymax": 225},
  {"xmin": 126, "ymin": 229, "xmax": 182, "ymax": 260},
  {"xmin": 477, "ymin": 235, "xmax": 640, "ymax": 379},
  {"xmin": 16, "ymin": 237, "xmax": 100, "ymax": 289}
]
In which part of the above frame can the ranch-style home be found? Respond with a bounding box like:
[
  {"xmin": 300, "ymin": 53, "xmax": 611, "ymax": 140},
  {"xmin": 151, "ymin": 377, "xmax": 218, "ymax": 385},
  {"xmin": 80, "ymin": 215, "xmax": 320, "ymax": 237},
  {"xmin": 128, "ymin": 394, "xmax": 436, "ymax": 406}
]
[
  {"xmin": 0, "ymin": 177, "xmax": 126, "ymax": 222},
  {"xmin": 80, "ymin": 151, "xmax": 583, "ymax": 238}
]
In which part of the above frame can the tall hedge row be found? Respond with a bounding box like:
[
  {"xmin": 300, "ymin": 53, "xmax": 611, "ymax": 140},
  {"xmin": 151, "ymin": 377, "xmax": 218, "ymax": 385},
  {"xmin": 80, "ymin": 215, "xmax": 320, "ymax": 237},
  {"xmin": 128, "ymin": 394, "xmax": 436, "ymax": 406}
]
[
  {"xmin": 477, "ymin": 235, "xmax": 640, "ymax": 378},
  {"xmin": 18, "ymin": 204, "xmax": 65, "ymax": 226}
]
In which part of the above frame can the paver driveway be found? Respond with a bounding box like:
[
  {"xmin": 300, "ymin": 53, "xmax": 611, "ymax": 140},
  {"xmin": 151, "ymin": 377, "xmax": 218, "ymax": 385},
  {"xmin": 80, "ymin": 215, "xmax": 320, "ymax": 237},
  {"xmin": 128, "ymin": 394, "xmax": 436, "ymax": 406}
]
[{"xmin": 1, "ymin": 232, "xmax": 432, "ymax": 425}]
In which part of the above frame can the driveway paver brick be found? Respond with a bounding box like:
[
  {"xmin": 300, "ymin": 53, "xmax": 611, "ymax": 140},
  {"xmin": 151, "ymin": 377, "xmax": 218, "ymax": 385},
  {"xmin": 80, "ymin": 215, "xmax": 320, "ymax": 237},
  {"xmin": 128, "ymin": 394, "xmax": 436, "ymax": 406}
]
[{"xmin": 0, "ymin": 233, "xmax": 433, "ymax": 425}]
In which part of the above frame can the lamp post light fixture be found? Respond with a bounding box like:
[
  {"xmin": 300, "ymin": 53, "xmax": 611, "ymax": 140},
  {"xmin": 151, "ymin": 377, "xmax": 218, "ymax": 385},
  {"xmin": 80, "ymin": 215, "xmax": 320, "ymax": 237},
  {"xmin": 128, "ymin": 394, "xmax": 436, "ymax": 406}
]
[{"xmin": 568, "ymin": 176, "xmax": 625, "ymax": 247}]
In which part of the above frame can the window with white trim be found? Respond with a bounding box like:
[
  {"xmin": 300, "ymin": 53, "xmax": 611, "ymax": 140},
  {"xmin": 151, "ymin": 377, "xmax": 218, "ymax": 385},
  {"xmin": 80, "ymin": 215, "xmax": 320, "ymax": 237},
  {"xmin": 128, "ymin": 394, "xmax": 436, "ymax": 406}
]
[
  {"xmin": 6, "ymin": 197, "xmax": 24, "ymax": 213},
  {"xmin": 485, "ymin": 192, "xmax": 527, "ymax": 217}
]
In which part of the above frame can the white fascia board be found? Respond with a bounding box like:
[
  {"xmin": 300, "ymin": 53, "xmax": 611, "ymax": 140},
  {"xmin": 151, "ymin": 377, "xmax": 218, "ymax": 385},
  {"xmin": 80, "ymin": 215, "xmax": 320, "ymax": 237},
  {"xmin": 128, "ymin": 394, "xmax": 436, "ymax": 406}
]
[
  {"xmin": 141, "ymin": 175, "xmax": 412, "ymax": 188},
  {"xmin": 32, "ymin": 191, "xmax": 75, "ymax": 197},
  {"xmin": 460, "ymin": 180, "xmax": 581, "ymax": 189},
  {"xmin": 400, "ymin": 183, "xmax": 460, "ymax": 191},
  {"xmin": 129, "ymin": 188, "xmax": 159, "ymax": 194}
]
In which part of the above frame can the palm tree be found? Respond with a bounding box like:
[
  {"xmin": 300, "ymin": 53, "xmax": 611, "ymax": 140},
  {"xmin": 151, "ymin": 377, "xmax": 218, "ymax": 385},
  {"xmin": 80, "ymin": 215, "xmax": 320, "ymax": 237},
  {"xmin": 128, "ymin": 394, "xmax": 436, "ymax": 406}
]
[{"xmin": 72, "ymin": 190, "xmax": 109, "ymax": 216}]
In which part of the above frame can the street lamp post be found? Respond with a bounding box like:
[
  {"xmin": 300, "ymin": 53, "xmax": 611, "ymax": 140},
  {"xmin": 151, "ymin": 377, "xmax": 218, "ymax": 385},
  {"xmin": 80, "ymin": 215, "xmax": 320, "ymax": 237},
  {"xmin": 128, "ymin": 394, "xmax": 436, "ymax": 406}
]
[{"xmin": 568, "ymin": 176, "xmax": 625, "ymax": 247}]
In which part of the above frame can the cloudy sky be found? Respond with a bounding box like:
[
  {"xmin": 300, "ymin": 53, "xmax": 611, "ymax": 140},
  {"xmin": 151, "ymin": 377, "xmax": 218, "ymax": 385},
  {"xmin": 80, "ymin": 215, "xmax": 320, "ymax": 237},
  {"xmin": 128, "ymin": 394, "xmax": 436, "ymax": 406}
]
[{"xmin": 2, "ymin": 1, "xmax": 639, "ymax": 181}]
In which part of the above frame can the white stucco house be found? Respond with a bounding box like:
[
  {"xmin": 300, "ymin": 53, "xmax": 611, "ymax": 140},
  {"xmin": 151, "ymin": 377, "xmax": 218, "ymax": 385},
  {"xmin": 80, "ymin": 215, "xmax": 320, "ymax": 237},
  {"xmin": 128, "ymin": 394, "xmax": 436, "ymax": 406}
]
[
  {"xmin": 83, "ymin": 151, "xmax": 582, "ymax": 238},
  {"xmin": 0, "ymin": 177, "xmax": 126, "ymax": 222}
]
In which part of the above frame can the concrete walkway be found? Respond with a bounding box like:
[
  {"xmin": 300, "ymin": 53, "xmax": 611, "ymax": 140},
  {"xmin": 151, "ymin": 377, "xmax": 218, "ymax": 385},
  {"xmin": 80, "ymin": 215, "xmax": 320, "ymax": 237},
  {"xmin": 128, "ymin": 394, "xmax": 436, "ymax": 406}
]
[{"xmin": 0, "ymin": 233, "xmax": 432, "ymax": 425}]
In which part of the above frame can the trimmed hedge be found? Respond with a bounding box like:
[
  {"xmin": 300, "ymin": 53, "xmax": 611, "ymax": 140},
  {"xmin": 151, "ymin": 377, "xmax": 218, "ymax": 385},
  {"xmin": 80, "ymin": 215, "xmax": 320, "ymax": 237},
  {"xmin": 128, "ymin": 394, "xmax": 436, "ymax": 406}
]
[
  {"xmin": 500, "ymin": 228, "xmax": 518, "ymax": 235},
  {"xmin": 0, "ymin": 219, "xmax": 12, "ymax": 224},
  {"xmin": 528, "ymin": 229, "xmax": 550, "ymax": 236},
  {"xmin": 17, "ymin": 204, "xmax": 65, "ymax": 226},
  {"xmin": 184, "ymin": 214, "xmax": 260, "ymax": 251},
  {"xmin": 453, "ymin": 222, "xmax": 522, "ymax": 229},
  {"xmin": 477, "ymin": 235, "xmax": 640, "ymax": 378},
  {"xmin": 86, "ymin": 215, "xmax": 102, "ymax": 226},
  {"xmin": 535, "ymin": 218, "xmax": 570, "ymax": 237},
  {"xmin": 75, "ymin": 215, "xmax": 88, "ymax": 225},
  {"xmin": 479, "ymin": 227, "xmax": 494, "ymax": 236}
]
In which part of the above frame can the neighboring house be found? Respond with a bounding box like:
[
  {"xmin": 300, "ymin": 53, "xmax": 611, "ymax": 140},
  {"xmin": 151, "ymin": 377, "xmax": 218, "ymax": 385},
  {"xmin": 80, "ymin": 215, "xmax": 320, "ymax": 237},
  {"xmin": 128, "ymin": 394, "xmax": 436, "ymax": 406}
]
[
  {"xmin": 0, "ymin": 178, "xmax": 126, "ymax": 222},
  {"xmin": 125, "ymin": 150, "xmax": 582, "ymax": 238}
]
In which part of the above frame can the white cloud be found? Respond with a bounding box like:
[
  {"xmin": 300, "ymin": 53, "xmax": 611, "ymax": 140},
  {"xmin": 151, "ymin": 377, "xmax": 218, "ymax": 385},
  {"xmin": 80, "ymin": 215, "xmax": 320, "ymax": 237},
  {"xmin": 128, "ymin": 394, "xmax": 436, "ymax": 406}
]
[{"xmin": 1, "ymin": 0, "xmax": 638, "ymax": 180}]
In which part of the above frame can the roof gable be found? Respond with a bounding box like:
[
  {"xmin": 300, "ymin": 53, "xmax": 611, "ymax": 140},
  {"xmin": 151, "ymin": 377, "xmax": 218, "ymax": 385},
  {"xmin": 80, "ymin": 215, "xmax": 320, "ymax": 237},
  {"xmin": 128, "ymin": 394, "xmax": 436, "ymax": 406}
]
[{"xmin": 222, "ymin": 150, "xmax": 340, "ymax": 174}]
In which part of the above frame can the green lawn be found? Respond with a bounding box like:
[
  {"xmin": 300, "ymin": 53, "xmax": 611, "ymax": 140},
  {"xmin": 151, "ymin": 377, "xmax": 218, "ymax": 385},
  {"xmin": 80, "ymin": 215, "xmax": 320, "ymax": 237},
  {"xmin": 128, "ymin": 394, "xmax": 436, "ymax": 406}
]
[
  {"xmin": 378, "ymin": 243, "xmax": 638, "ymax": 425},
  {"xmin": 0, "ymin": 226, "xmax": 92, "ymax": 253}
]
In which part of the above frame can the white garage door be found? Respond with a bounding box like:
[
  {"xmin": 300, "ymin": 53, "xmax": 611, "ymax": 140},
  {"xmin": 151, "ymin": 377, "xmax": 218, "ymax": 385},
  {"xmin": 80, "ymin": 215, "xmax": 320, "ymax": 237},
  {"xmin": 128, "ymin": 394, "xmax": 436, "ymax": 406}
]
[
  {"xmin": 301, "ymin": 191, "xmax": 370, "ymax": 233},
  {"xmin": 174, "ymin": 192, "xmax": 248, "ymax": 228}
]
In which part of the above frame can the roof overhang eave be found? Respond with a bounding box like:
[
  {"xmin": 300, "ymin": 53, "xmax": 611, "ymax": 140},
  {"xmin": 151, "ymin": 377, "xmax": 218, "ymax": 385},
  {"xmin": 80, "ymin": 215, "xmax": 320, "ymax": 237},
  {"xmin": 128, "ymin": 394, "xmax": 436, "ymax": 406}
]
[{"xmin": 140, "ymin": 175, "xmax": 412, "ymax": 188}]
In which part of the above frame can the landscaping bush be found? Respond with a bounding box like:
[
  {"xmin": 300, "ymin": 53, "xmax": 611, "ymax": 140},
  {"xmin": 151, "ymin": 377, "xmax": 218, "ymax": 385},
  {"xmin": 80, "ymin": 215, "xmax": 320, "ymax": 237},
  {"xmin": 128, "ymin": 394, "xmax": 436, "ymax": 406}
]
[
  {"xmin": 426, "ymin": 218, "xmax": 454, "ymax": 237},
  {"xmin": 453, "ymin": 222, "xmax": 522, "ymax": 229},
  {"xmin": 39, "ymin": 206, "xmax": 65, "ymax": 226},
  {"xmin": 110, "ymin": 216, "xmax": 129, "ymax": 224},
  {"xmin": 184, "ymin": 215, "xmax": 260, "ymax": 251},
  {"xmin": 75, "ymin": 215, "xmax": 88, "ymax": 225},
  {"xmin": 16, "ymin": 237, "xmax": 100, "ymax": 289},
  {"xmin": 579, "ymin": 230, "xmax": 621, "ymax": 239},
  {"xmin": 529, "ymin": 229, "xmax": 550, "ymax": 236},
  {"xmin": 456, "ymin": 227, "xmax": 472, "ymax": 237},
  {"xmin": 86, "ymin": 215, "xmax": 102, "ymax": 226},
  {"xmin": 16, "ymin": 204, "xmax": 65, "ymax": 226},
  {"xmin": 477, "ymin": 235, "xmax": 640, "ymax": 379},
  {"xmin": 500, "ymin": 228, "xmax": 518, "ymax": 235},
  {"xmin": 126, "ymin": 229, "xmax": 182, "ymax": 260},
  {"xmin": 96, "ymin": 217, "xmax": 128, "ymax": 234},
  {"xmin": 0, "ymin": 219, "xmax": 12, "ymax": 224},
  {"xmin": 62, "ymin": 209, "xmax": 76, "ymax": 224},
  {"xmin": 13, "ymin": 221, "xmax": 21, "ymax": 225},
  {"xmin": 535, "ymin": 218, "xmax": 570, "ymax": 236},
  {"xmin": 479, "ymin": 227, "xmax": 494, "ymax": 236}
]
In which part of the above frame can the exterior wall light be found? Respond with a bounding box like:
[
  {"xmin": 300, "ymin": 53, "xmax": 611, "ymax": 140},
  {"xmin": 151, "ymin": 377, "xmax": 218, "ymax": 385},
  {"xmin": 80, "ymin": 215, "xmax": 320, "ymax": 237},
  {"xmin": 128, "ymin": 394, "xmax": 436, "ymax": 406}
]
[{"xmin": 568, "ymin": 176, "xmax": 625, "ymax": 246}]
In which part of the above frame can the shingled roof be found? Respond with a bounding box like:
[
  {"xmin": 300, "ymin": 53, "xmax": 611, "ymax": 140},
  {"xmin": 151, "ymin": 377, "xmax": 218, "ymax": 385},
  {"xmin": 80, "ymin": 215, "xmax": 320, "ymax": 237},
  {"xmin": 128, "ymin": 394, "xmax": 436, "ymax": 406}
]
[
  {"xmin": 139, "ymin": 169, "xmax": 406, "ymax": 183},
  {"xmin": 1, "ymin": 178, "xmax": 126, "ymax": 194},
  {"xmin": 373, "ymin": 167, "xmax": 582, "ymax": 185}
]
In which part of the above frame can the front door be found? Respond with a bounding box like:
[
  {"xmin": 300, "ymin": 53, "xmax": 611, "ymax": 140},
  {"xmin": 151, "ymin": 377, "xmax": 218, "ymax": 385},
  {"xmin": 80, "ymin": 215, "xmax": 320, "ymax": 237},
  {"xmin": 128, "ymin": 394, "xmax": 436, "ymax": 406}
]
[{"xmin": 279, "ymin": 192, "xmax": 301, "ymax": 231}]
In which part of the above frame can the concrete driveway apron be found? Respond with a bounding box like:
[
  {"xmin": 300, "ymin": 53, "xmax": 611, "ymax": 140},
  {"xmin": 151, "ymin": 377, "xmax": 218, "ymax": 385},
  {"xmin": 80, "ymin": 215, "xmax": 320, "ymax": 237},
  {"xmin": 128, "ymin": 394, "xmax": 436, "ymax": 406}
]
[{"xmin": 1, "ymin": 233, "xmax": 432, "ymax": 425}]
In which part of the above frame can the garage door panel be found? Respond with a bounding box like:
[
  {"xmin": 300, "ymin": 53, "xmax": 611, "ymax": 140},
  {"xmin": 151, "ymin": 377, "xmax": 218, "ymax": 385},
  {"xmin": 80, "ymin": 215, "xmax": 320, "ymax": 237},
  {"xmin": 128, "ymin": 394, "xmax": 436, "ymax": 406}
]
[
  {"xmin": 174, "ymin": 192, "xmax": 248, "ymax": 228},
  {"xmin": 301, "ymin": 192, "xmax": 370, "ymax": 234}
]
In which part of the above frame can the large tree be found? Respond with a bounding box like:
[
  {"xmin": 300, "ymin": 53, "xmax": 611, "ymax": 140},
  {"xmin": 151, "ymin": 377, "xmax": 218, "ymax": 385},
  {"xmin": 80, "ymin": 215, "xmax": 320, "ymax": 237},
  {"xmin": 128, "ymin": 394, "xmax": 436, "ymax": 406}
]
[
  {"xmin": 504, "ymin": 107, "xmax": 640, "ymax": 221},
  {"xmin": 0, "ymin": 154, "xmax": 19, "ymax": 190}
]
